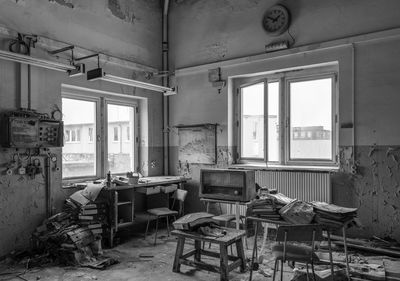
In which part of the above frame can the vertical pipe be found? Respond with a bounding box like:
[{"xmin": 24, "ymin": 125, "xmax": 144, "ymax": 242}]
[
  {"xmin": 44, "ymin": 155, "xmax": 51, "ymax": 217},
  {"xmin": 162, "ymin": 0, "xmax": 170, "ymax": 175}
]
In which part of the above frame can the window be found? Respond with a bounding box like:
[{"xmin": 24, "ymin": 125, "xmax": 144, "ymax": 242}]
[
  {"xmin": 88, "ymin": 127, "xmax": 94, "ymax": 142},
  {"xmin": 238, "ymin": 66, "xmax": 337, "ymax": 167},
  {"xmin": 62, "ymin": 98, "xmax": 96, "ymax": 178},
  {"xmin": 107, "ymin": 104, "xmax": 135, "ymax": 174},
  {"xmin": 113, "ymin": 127, "xmax": 119, "ymax": 141},
  {"xmin": 126, "ymin": 126, "xmax": 130, "ymax": 141},
  {"xmin": 62, "ymin": 94, "xmax": 138, "ymax": 179}
]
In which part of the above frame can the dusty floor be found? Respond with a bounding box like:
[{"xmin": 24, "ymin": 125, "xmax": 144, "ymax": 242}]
[{"xmin": 0, "ymin": 228, "xmax": 299, "ymax": 281}]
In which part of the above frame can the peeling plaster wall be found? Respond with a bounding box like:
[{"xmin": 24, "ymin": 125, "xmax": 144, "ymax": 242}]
[
  {"xmin": 170, "ymin": 0, "xmax": 400, "ymax": 68},
  {"xmin": 0, "ymin": 0, "xmax": 161, "ymax": 67},
  {"xmin": 169, "ymin": 0, "xmax": 400, "ymax": 240},
  {"xmin": 0, "ymin": 0, "xmax": 164, "ymax": 256}
]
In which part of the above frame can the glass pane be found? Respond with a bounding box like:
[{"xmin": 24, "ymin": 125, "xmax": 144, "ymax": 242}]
[
  {"xmin": 107, "ymin": 104, "xmax": 135, "ymax": 174},
  {"xmin": 241, "ymin": 83, "xmax": 264, "ymax": 158},
  {"xmin": 267, "ymin": 82, "xmax": 279, "ymax": 162},
  {"xmin": 289, "ymin": 78, "xmax": 332, "ymax": 160},
  {"xmin": 62, "ymin": 98, "xmax": 96, "ymax": 178}
]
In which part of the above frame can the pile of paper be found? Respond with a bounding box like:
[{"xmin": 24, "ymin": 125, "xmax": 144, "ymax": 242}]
[{"xmin": 311, "ymin": 201, "xmax": 358, "ymax": 228}]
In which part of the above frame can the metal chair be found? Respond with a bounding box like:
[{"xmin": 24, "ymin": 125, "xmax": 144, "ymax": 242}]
[
  {"xmin": 272, "ymin": 224, "xmax": 334, "ymax": 281},
  {"xmin": 145, "ymin": 189, "xmax": 188, "ymax": 245}
]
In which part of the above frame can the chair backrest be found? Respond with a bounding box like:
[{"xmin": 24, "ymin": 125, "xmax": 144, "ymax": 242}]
[
  {"xmin": 276, "ymin": 224, "xmax": 323, "ymax": 242},
  {"xmin": 171, "ymin": 189, "xmax": 188, "ymax": 216},
  {"xmin": 172, "ymin": 189, "xmax": 188, "ymax": 203}
]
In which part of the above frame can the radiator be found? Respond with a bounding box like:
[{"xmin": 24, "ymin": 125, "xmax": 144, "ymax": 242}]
[
  {"xmin": 255, "ymin": 170, "xmax": 332, "ymax": 203},
  {"xmin": 222, "ymin": 170, "xmax": 332, "ymax": 216}
]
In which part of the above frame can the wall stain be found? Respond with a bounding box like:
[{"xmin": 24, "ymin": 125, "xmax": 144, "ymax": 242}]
[
  {"xmin": 108, "ymin": 0, "xmax": 137, "ymax": 23},
  {"xmin": 48, "ymin": 0, "xmax": 74, "ymax": 9}
]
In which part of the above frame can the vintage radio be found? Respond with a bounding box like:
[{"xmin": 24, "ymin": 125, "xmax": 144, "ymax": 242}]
[{"xmin": 200, "ymin": 169, "xmax": 256, "ymax": 202}]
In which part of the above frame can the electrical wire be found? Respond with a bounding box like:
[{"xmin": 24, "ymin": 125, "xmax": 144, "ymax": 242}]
[{"xmin": 287, "ymin": 28, "xmax": 296, "ymax": 46}]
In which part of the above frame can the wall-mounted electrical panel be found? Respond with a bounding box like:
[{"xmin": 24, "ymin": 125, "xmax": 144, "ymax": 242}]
[{"xmin": 1, "ymin": 112, "xmax": 64, "ymax": 148}]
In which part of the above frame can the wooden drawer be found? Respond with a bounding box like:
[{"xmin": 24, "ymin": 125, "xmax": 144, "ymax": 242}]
[
  {"xmin": 160, "ymin": 184, "xmax": 178, "ymax": 193},
  {"xmin": 136, "ymin": 186, "xmax": 161, "ymax": 195}
]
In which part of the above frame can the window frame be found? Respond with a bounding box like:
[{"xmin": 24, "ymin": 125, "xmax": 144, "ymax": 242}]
[
  {"xmin": 62, "ymin": 92, "xmax": 139, "ymax": 181},
  {"xmin": 238, "ymin": 79, "xmax": 267, "ymax": 162},
  {"xmin": 236, "ymin": 66, "xmax": 338, "ymax": 168},
  {"xmin": 105, "ymin": 98, "xmax": 139, "ymax": 175},
  {"xmin": 284, "ymin": 73, "xmax": 338, "ymax": 166}
]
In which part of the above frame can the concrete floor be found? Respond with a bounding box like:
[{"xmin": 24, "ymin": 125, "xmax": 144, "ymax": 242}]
[{"xmin": 0, "ymin": 229, "xmax": 295, "ymax": 281}]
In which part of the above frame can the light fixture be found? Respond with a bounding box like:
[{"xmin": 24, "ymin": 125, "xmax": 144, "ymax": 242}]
[
  {"xmin": 0, "ymin": 49, "xmax": 76, "ymax": 72},
  {"xmin": 87, "ymin": 67, "xmax": 177, "ymax": 96}
]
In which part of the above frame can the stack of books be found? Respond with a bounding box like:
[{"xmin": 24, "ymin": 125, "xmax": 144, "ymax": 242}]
[
  {"xmin": 246, "ymin": 198, "xmax": 282, "ymax": 220},
  {"xmin": 78, "ymin": 201, "xmax": 108, "ymax": 236},
  {"xmin": 311, "ymin": 201, "xmax": 358, "ymax": 228}
]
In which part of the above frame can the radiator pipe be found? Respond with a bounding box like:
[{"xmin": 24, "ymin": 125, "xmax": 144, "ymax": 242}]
[{"xmin": 162, "ymin": 0, "xmax": 170, "ymax": 175}]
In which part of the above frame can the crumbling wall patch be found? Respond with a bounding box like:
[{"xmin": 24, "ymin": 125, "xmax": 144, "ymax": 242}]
[{"xmin": 48, "ymin": 0, "xmax": 74, "ymax": 9}]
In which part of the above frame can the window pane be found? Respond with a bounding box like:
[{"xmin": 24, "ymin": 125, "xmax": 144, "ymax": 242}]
[
  {"xmin": 62, "ymin": 98, "xmax": 96, "ymax": 178},
  {"xmin": 241, "ymin": 83, "xmax": 264, "ymax": 158},
  {"xmin": 267, "ymin": 82, "xmax": 279, "ymax": 162},
  {"xmin": 289, "ymin": 78, "xmax": 332, "ymax": 160},
  {"xmin": 88, "ymin": 127, "xmax": 93, "ymax": 142},
  {"xmin": 113, "ymin": 127, "xmax": 119, "ymax": 141},
  {"xmin": 108, "ymin": 104, "xmax": 135, "ymax": 174}
]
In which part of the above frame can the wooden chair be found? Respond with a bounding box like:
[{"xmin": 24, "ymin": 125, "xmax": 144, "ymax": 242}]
[
  {"xmin": 272, "ymin": 224, "xmax": 333, "ymax": 281},
  {"xmin": 145, "ymin": 189, "xmax": 188, "ymax": 245}
]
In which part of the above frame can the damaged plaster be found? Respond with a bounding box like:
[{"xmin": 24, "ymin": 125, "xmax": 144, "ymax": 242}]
[
  {"xmin": 48, "ymin": 0, "xmax": 74, "ymax": 9},
  {"xmin": 108, "ymin": 0, "xmax": 137, "ymax": 23},
  {"xmin": 336, "ymin": 145, "xmax": 400, "ymax": 241}
]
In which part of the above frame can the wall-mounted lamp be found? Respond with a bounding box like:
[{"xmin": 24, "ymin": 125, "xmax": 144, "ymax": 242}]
[
  {"xmin": 0, "ymin": 49, "xmax": 76, "ymax": 72},
  {"xmin": 47, "ymin": 45, "xmax": 84, "ymax": 76},
  {"xmin": 87, "ymin": 67, "xmax": 177, "ymax": 96}
]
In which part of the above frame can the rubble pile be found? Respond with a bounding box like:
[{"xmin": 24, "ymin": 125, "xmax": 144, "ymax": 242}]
[{"xmin": 31, "ymin": 201, "xmax": 117, "ymax": 269}]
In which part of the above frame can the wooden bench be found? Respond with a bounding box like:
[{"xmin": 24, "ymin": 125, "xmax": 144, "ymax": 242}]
[{"xmin": 171, "ymin": 228, "xmax": 246, "ymax": 281}]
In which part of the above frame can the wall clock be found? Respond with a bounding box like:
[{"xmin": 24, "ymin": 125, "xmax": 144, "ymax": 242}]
[{"xmin": 262, "ymin": 4, "xmax": 290, "ymax": 36}]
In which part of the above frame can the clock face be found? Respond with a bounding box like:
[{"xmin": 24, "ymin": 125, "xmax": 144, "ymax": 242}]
[{"xmin": 262, "ymin": 5, "xmax": 290, "ymax": 36}]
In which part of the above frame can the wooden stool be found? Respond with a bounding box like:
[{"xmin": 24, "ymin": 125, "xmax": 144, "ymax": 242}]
[{"xmin": 171, "ymin": 228, "xmax": 246, "ymax": 281}]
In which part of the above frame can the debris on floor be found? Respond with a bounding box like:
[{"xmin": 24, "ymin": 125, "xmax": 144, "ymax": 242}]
[
  {"xmin": 31, "ymin": 209, "xmax": 117, "ymax": 269},
  {"xmin": 1, "ymin": 186, "xmax": 118, "ymax": 272}
]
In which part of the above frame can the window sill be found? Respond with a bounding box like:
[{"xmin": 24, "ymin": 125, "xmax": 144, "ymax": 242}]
[{"xmin": 229, "ymin": 163, "xmax": 339, "ymax": 172}]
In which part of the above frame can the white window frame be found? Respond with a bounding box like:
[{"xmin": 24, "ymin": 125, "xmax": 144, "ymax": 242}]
[
  {"xmin": 105, "ymin": 98, "xmax": 139, "ymax": 175},
  {"xmin": 62, "ymin": 91, "xmax": 139, "ymax": 180},
  {"xmin": 237, "ymin": 65, "xmax": 338, "ymax": 168}
]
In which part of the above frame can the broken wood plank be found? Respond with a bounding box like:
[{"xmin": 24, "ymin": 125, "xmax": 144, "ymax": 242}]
[
  {"xmin": 332, "ymin": 240, "xmax": 400, "ymax": 258},
  {"xmin": 384, "ymin": 259, "xmax": 400, "ymax": 279}
]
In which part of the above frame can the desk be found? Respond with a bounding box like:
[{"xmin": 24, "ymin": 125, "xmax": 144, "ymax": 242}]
[
  {"xmin": 171, "ymin": 228, "xmax": 246, "ymax": 281},
  {"xmin": 247, "ymin": 216, "xmax": 352, "ymax": 281},
  {"xmin": 107, "ymin": 176, "xmax": 188, "ymax": 247}
]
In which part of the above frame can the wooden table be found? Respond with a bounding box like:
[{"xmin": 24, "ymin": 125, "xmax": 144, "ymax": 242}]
[
  {"xmin": 247, "ymin": 216, "xmax": 352, "ymax": 281},
  {"xmin": 171, "ymin": 228, "xmax": 246, "ymax": 281}
]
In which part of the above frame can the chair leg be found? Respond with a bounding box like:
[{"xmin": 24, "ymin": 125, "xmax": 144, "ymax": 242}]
[
  {"xmin": 166, "ymin": 216, "xmax": 170, "ymax": 236},
  {"xmin": 154, "ymin": 217, "xmax": 159, "ymax": 245},
  {"xmin": 311, "ymin": 262, "xmax": 317, "ymax": 281},
  {"xmin": 306, "ymin": 263, "xmax": 310, "ymax": 281},
  {"xmin": 145, "ymin": 217, "xmax": 150, "ymax": 239},
  {"xmin": 280, "ymin": 260, "xmax": 284, "ymax": 281},
  {"xmin": 272, "ymin": 259, "xmax": 278, "ymax": 281}
]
